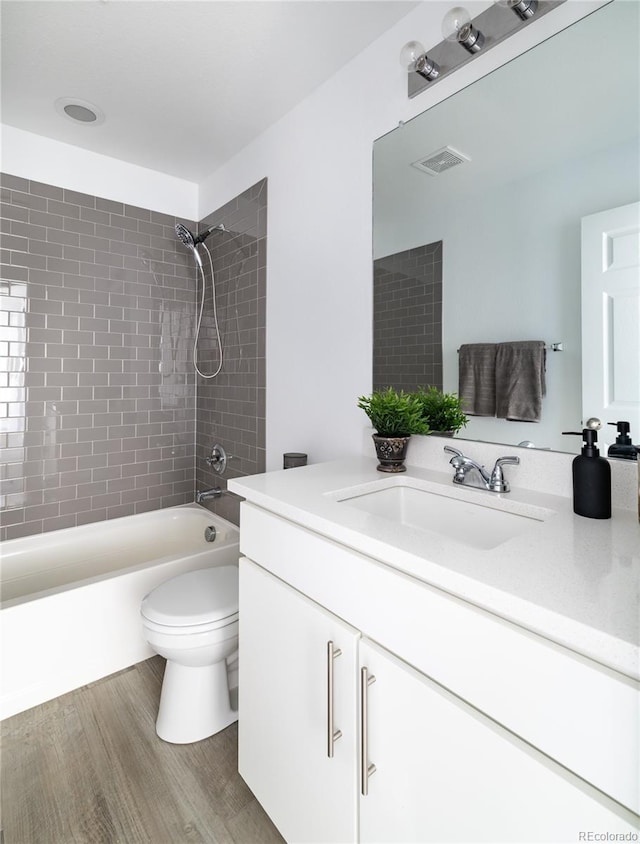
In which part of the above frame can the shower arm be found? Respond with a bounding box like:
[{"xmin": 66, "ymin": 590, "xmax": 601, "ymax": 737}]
[{"xmin": 194, "ymin": 223, "xmax": 226, "ymax": 245}]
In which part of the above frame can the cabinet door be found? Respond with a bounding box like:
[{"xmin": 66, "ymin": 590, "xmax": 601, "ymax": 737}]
[
  {"xmin": 359, "ymin": 639, "xmax": 636, "ymax": 843},
  {"xmin": 239, "ymin": 557, "xmax": 359, "ymax": 844}
]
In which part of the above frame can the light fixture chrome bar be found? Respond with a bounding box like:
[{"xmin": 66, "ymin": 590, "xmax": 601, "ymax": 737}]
[{"xmin": 407, "ymin": 0, "xmax": 565, "ymax": 99}]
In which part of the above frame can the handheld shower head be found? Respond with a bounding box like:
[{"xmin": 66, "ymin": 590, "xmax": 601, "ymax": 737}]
[
  {"xmin": 174, "ymin": 220, "xmax": 228, "ymax": 381},
  {"xmin": 175, "ymin": 223, "xmax": 202, "ymax": 269},
  {"xmin": 175, "ymin": 222, "xmax": 195, "ymax": 248},
  {"xmin": 174, "ymin": 222, "xmax": 228, "ymax": 269}
]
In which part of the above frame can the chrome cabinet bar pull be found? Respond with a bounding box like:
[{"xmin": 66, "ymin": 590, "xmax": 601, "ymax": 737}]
[
  {"xmin": 360, "ymin": 666, "xmax": 377, "ymax": 796},
  {"xmin": 327, "ymin": 641, "xmax": 343, "ymax": 758}
]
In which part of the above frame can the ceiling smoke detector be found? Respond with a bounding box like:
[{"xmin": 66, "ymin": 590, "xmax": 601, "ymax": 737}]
[
  {"xmin": 55, "ymin": 97, "xmax": 105, "ymax": 126},
  {"xmin": 411, "ymin": 145, "xmax": 470, "ymax": 176}
]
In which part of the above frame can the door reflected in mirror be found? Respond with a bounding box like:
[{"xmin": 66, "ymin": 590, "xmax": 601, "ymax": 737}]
[{"xmin": 373, "ymin": 0, "xmax": 639, "ymax": 454}]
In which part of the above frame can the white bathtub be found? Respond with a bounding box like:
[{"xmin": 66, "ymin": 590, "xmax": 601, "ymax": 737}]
[{"xmin": 0, "ymin": 504, "xmax": 239, "ymax": 720}]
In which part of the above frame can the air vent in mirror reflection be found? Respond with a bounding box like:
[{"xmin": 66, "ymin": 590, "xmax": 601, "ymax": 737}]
[{"xmin": 411, "ymin": 145, "xmax": 470, "ymax": 176}]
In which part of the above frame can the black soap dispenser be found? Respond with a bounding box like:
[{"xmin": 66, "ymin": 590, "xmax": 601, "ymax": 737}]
[
  {"xmin": 607, "ymin": 421, "xmax": 638, "ymax": 461},
  {"xmin": 562, "ymin": 428, "xmax": 611, "ymax": 519}
]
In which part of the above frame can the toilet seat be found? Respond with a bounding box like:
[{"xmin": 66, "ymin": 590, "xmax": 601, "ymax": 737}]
[
  {"xmin": 141, "ymin": 613, "xmax": 239, "ymax": 636},
  {"xmin": 141, "ymin": 565, "xmax": 238, "ymax": 628}
]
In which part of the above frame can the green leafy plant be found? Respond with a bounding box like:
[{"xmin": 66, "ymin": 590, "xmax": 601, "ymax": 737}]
[
  {"xmin": 357, "ymin": 387, "xmax": 430, "ymax": 438},
  {"xmin": 414, "ymin": 386, "xmax": 468, "ymax": 434}
]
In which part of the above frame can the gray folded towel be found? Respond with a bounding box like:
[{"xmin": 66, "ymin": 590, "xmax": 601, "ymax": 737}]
[
  {"xmin": 495, "ymin": 341, "xmax": 546, "ymax": 422},
  {"xmin": 458, "ymin": 343, "xmax": 497, "ymax": 416}
]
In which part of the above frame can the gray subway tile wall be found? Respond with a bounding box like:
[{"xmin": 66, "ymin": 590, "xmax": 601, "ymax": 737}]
[
  {"xmin": 0, "ymin": 173, "xmax": 197, "ymax": 539},
  {"xmin": 0, "ymin": 173, "xmax": 267, "ymax": 541},
  {"xmin": 193, "ymin": 179, "xmax": 267, "ymax": 526},
  {"xmin": 373, "ymin": 241, "xmax": 443, "ymax": 394}
]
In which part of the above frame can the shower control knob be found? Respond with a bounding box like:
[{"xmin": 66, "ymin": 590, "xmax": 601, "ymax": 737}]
[{"xmin": 206, "ymin": 444, "xmax": 227, "ymax": 474}]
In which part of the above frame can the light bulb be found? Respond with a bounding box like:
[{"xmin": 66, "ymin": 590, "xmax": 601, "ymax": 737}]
[
  {"xmin": 399, "ymin": 40, "xmax": 426, "ymax": 72},
  {"xmin": 442, "ymin": 6, "xmax": 472, "ymax": 42},
  {"xmin": 441, "ymin": 6, "xmax": 484, "ymax": 53},
  {"xmin": 399, "ymin": 40, "xmax": 440, "ymax": 81}
]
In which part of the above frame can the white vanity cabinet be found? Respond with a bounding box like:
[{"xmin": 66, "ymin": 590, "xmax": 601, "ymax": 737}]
[
  {"xmin": 236, "ymin": 495, "xmax": 639, "ymax": 842},
  {"xmin": 240, "ymin": 556, "xmax": 636, "ymax": 844}
]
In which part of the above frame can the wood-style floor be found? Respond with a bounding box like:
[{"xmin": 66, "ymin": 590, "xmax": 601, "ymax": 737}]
[{"xmin": 1, "ymin": 657, "xmax": 285, "ymax": 844}]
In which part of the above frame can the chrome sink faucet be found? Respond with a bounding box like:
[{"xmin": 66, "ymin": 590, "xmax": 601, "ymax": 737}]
[{"xmin": 444, "ymin": 446, "xmax": 520, "ymax": 493}]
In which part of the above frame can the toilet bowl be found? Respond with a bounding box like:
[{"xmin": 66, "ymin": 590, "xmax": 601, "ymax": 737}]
[{"xmin": 141, "ymin": 565, "xmax": 239, "ymax": 744}]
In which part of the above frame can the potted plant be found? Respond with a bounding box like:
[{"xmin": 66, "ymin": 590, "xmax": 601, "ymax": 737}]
[
  {"xmin": 357, "ymin": 387, "xmax": 429, "ymax": 473},
  {"xmin": 414, "ymin": 386, "xmax": 468, "ymax": 437}
]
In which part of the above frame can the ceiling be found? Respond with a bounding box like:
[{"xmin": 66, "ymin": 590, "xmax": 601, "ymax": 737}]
[{"xmin": 0, "ymin": 0, "xmax": 419, "ymax": 183}]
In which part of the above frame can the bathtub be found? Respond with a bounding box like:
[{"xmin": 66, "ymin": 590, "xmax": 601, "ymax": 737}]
[{"xmin": 0, "ymin": 504, "xmax": 239, "ymax": 720}]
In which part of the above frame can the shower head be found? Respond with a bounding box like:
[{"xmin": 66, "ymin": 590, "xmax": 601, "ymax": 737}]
[
  {"xmin": 174, "ymin": 221, "xmax": 227, "ymax": 269},
  {"xmin": 175, "ymin": 223, "xmax": 202, "ymax": 269},
  {"xmin": 175, "ymin": 222, "xmax": 196, "ymax": 248}
]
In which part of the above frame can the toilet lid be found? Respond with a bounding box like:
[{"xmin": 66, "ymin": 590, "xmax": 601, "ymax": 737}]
[{"xmin": 141, "ymin": 566, "xmax": 238, "ymax": 627}]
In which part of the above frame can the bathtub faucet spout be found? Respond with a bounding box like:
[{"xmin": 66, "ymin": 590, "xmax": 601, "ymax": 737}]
[{"xmin": 196, "ymin": 487, "xmax": 223, "ymax": 504}]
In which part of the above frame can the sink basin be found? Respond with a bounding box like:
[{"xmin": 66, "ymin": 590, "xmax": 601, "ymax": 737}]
[{"xmin": 337, "ymin": 483, "xmax": 551, "ymax": 550}]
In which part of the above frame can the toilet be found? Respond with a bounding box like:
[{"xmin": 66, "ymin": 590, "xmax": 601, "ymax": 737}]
[{"xmin": 140, "ymin": 565, "xmax": 239, "ymax": 744}]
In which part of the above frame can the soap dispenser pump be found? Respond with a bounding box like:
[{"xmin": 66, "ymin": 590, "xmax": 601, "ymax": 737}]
[
  {"xmin": 562, "ymin": 428, "xmax": 611, "ymax": 519},
  {"xmin": 607, "ymin": 421, "xmax": 637, "ymax": 461}
]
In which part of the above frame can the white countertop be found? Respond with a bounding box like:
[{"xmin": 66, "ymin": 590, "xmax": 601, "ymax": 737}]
[{"xmin": 229, "ymin": 457, "xmax": 640, "ymax": 681}]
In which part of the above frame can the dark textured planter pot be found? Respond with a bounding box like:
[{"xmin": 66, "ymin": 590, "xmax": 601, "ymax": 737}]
[{"xmin": 372, "ymin": 434, "xmax": 410, "ymax": 473}]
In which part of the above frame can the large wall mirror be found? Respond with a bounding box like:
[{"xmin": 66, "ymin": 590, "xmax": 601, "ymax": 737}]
[{"xmin": 373, "ymin": 1, "xmax": 639, "ymax": 454}]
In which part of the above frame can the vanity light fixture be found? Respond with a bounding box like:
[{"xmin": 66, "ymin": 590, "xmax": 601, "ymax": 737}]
[{"xmin": 401, "ymin": 0, "xmax": 563, "ymax": 99}]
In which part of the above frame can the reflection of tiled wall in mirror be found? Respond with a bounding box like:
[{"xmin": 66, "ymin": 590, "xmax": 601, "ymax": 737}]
[{"xmin": 373, "ymin": 240, "xmax": 442, "ymax": 394}]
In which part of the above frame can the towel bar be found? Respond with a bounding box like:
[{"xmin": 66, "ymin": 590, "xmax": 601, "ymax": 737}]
[{"xmin": 456, "ymin": 342, "xmax": 563, "ymax": 352}]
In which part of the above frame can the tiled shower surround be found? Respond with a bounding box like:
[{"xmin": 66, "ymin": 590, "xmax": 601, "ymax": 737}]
[
  {"xmin": 0, "ymin": 173, "xmax": 266, "ymax": 540},
  {"xmin": 373, "ymin": 241, "xmax": 443, "ymax": 394}
]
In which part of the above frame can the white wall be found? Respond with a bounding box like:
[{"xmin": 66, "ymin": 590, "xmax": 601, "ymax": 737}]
[
  {"xmin": 1, "ymin": 1, "xmax": 608, "ymax": 471},
  {"xmin": 198, "ymin": 0, "xmax": 607, "ymax": 470},
  {"xmin": 1, "ymin": 124, "xmax": 198, "ymax": 219}
]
